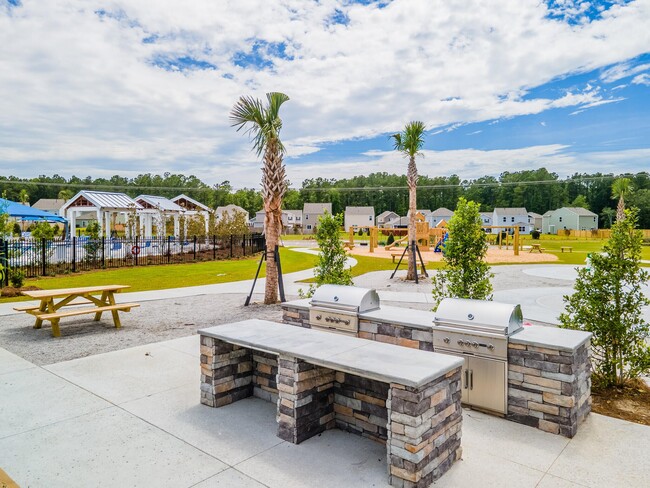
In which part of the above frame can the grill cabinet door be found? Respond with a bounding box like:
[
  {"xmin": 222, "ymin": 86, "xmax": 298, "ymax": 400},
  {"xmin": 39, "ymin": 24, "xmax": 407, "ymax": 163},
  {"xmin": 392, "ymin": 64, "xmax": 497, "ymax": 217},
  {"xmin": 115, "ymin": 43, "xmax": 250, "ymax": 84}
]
[{"xmin": 467, "ymin": 356, "xmax": 507, "ymax": 414}]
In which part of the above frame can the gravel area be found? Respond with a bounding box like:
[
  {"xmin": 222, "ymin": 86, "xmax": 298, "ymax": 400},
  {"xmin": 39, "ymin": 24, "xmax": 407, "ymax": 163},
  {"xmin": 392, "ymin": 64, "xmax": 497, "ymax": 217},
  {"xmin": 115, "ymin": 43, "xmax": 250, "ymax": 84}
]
[{"xmin": 0, "ymin": 294, "xmax": 282, "ymax": 366}]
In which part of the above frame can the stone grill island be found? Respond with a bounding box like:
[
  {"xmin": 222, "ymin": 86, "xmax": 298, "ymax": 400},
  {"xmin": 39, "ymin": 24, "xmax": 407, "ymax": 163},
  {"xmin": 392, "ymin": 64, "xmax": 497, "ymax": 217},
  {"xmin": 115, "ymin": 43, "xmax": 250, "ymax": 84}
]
[
  {"xmin": 281, "ymin": 286, "xmax": 592, "ymax": 439},
  {"xmin": 199, "ymin": 320, "xmax": 464, "ymax": 487}
]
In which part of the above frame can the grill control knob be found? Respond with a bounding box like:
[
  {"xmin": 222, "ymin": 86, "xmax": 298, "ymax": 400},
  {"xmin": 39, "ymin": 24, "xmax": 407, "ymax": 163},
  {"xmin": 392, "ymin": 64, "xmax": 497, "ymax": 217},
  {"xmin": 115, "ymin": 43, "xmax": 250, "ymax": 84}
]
[
  {"xmin": 335, "ymin": 318, "xmax": 341, "ymax": 323},
  {"xmin": 343, "ymin": 320, "xmax": 350, "ymax": 325},
  {"xmin": 487, "ymin": 344, "xmax": 495, "ymax": 350},
  {"xmin": 443, "ymin": 337, "xmax": 450, "ymax": 344},
  {"xmin": 457, "ymin": 340, "xmax": 463, "ymax": 346},
  {"xmin": 473, "ymin": 342, "xmax": 479, "ymax": 348},
  {"xmin": 316, "ymin": 315, "xmax": 322, "ymax": 320},
  {"xmin": 325, "ymin": 317, "xmax": 331, "ymax": 322}
]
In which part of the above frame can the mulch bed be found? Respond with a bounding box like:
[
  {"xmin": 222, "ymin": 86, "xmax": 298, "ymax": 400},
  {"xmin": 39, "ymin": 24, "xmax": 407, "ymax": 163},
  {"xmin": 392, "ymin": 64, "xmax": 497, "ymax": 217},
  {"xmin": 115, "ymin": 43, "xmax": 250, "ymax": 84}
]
[{"xmin": 591, "ymin": 379, "xmax": 650, "ymax": 426}]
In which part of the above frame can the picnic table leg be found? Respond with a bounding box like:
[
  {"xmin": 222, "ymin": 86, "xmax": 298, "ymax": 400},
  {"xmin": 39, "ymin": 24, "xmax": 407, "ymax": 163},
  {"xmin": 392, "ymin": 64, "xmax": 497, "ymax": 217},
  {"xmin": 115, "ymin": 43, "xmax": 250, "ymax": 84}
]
[
  {"xmin": 94, "ymin": 291, "xmax": 108, "ymax": 321},
  {"xmin": 106, "ymin": 292, "xmax": 122, "ymax": 329},
  {"xmin": 34, "ymin": 300, "xmax": 47, "ymax": 329},
  {"xmin": 45, "ymin": 299, "xmax": 61, "ymax": 338}
]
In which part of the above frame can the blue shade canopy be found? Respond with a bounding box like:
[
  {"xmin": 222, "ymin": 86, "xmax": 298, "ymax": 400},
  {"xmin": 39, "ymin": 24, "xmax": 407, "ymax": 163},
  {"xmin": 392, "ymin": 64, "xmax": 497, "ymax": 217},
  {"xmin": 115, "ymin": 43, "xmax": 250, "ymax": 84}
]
[{"xmin": 0, "ymin": 198, "xmax": 67, "ymax": 223}]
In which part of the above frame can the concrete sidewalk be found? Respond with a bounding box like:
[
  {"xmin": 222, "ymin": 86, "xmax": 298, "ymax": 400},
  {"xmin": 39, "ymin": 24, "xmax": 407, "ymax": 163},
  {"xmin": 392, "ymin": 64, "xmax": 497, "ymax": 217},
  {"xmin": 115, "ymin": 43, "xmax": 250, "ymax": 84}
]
[{"xmin": 1, "ymin": 336, "xmax": 648, "ymax": 488}]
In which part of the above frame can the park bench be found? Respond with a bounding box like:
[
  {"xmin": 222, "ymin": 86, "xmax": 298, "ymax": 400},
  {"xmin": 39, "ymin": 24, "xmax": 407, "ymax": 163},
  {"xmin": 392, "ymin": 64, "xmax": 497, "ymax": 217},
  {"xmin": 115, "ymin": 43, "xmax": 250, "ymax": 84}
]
[
  {"xmin": 561, "ymin": 246, "xmax": 573, "ymax": 253},
  {"xmin": 199, "ymin": 320, "xmax": 464, "ymax": 487}
]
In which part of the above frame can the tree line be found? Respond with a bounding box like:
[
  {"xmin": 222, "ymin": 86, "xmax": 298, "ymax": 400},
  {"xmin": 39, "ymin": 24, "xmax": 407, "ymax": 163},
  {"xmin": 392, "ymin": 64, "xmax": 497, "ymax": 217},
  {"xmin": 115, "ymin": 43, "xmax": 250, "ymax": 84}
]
[{"xmin": 2, "ymin": 168, "xmax": 649, "ymax": 228}]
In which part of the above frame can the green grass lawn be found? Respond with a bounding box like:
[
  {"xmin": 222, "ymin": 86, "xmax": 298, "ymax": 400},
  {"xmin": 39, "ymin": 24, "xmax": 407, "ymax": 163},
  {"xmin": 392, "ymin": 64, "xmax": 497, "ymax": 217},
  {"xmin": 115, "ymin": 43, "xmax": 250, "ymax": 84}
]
[{"xmin": 0, "ymin": 248, "xmax": 318, "ymax": 303}]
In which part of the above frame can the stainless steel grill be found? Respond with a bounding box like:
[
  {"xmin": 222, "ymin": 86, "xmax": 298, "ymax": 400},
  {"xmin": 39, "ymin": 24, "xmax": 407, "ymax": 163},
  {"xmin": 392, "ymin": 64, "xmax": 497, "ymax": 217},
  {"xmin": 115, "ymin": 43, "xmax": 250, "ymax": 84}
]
[
  {"xmin": 433, "ymin": 298, "xmax": 523, "ymax": 415},
  {"xmin": 309, "ymin": 285, "xmax": 380, "ymax": 336}
]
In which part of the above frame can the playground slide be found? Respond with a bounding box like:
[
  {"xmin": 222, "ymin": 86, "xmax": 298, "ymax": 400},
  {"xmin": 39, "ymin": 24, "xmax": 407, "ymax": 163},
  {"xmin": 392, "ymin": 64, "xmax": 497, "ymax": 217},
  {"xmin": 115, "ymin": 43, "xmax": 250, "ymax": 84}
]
[
  {"xmin": 384, "ymin": 234, "xmax": 408, "ymax": 251},
  {"xmin": 434, "ymin": 233, "xmax": 449, "ymax": 253}
]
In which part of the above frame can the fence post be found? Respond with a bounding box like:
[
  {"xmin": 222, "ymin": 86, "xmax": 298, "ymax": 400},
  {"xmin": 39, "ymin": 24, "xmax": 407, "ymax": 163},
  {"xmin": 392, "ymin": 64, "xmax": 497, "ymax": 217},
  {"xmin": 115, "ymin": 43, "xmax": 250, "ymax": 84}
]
[
  {"xmin": 193, "ymin": 236, "xmax": 197, "ymax": 260},
  {"xmin": 230, "ymin": 235, "xmax": 234, "ymax": 258},
  {"xmin": 212, "ymin": 235, "xmax": 216, "ymax": 260},
  {"xmin": 72, "ymin": 236, "xmax": 76, "ymax": 272},
  {"xmin": 41, "ymin": 238, "xmax": 47, "ymax": 277},
  {"xmin": 0, "ymin": 239, "xmax": 8, "ymax": 286},
  {"xmin": 167, "ymin": 236, "xmax": 171, "ymax": 263},
  {"xmin": 242, "ymin": 235, "xmax": 246, "ymax": 256},
  {"xmin": 101, "ymin": 236, "xmax": 105, "ymax": 269},
  {"xmin": 135, "ymin": 235, "xmax": 139, "ymax": 266}
]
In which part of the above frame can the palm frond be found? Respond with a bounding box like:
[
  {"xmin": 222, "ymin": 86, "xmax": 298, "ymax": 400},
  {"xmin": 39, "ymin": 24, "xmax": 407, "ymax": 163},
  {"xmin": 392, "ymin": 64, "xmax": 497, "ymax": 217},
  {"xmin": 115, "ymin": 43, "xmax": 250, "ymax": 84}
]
[{"xmin": 391, "ymin": 121, "xmax": 426, "ymax": 158}]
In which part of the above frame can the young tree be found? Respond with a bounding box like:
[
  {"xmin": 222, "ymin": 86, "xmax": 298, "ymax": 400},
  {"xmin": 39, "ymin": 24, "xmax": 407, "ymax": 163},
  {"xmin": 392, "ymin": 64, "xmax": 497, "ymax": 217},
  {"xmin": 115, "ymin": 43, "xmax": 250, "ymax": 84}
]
[
  {"xmin": 431, "ymin": 197, "xmax": 493, "ymax": 308},
  {"xmin": 301, "ymin": 212, "xmax": 352, "ymax": 297},
  {"xmin": 390, "ymin": 121, "xmax": 426, "ymax": 281},
  {"xmin": 231, "ymin": 92, "xmax": 290, "ymax": 304},
  {"xmin": 559, "ymin": 208, "xmax": 650, "ymax": 388},
  {"xmin": 611, "ymin": 177, "xmax": 632, "ymax": 222}
]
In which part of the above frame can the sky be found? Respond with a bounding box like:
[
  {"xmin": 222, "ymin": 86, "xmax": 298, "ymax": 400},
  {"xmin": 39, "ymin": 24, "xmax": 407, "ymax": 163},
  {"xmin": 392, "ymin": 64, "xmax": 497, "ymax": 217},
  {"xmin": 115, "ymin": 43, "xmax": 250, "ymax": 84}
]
[{"xmin": 1, "ymin": 0, "xmax": 649, "ymax": 189}]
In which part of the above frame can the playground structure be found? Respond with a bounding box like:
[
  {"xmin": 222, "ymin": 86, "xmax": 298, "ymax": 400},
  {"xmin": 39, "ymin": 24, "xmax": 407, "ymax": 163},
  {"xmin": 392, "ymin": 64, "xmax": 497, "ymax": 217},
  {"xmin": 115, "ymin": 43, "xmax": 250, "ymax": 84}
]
[{"xmin": 344, "ymin": 221, "xmax": 523, "ymax": 256}]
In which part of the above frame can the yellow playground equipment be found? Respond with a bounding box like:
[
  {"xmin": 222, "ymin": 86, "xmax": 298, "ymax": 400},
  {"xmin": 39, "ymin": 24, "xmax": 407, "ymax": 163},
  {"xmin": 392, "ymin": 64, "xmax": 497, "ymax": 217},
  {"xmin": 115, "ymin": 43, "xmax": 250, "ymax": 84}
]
[{"xmin": 346, "ymin": 226, "xmax": 380, "ymax": 252}]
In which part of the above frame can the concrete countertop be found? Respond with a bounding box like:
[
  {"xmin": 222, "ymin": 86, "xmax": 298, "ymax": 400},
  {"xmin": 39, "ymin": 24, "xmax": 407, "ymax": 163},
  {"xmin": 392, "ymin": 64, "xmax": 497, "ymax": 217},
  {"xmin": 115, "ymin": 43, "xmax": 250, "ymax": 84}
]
[
  {"xmin": 359, "ymin": 305, "xmax": 435, "ymax": 331},
  {"xmin": 281, "ymin": 299, "xmax": 310, "ymax": 310},
  {"xmin": 199, "ymin": 319, "xmax": 463, "ymax": 388},
  {"xmin": 509, "ymin": 325, "xmax": 592, "ymax": 353}
]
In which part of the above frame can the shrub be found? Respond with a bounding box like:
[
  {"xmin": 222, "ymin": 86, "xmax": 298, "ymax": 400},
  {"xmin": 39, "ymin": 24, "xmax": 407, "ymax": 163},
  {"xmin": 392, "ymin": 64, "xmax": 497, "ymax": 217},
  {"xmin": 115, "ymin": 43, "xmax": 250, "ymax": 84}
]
[
  {"xmin": 387, "ymin": 233, "xmax": 395, "ymax": 245},
  {"xmin": 530, "ymin": 229, "xmax": 540, "ymax": 240},
  {"xmin": 12, "ymin": 223, "xmax": 21, "ymax": 236},
  {"xmin": 560, "ymin": 208, "xmax": 650, "ymax": 388},
  {"xmin": 10, "ymin": 269, "xmax": 25, "ymax": 288},
  {"xmin": 357, "ymin": 228, "xmax": 364, "ymax": 237}
]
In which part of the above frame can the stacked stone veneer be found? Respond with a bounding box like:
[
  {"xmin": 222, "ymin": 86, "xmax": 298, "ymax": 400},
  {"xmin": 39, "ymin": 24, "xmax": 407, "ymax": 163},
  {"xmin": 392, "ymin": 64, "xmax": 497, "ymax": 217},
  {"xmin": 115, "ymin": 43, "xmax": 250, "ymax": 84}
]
[
  {"xmin": 200, "ymin": 333, "xmax": 463, "ymax": 487},
  {"xmin": 388, "ymin": 368, "xmax": 463, "ymax": 487},
  {"xmin": 507, "ymin": 341, "xmax": 591, "ymax": 437},
  {"xmin": 282, "ymin": 302, "xmax": 593, "ymax": 439}
]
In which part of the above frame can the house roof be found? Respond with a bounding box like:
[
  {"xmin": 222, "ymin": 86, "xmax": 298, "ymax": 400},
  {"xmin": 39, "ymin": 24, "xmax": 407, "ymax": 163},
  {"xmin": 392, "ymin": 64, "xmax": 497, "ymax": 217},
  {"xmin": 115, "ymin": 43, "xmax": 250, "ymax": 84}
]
[
  {"xmin": 303, "ymin": 203, "xmax": 332, "ymax": 213},
  {"xmin": 135, "ymin": 195, "xmax": 184, "ymax": 212},
  {"xmin": 377, "ymin": 210, "xmax": 398, "ymax": 219},
  {"xmin": 493, "ymin": 207, "xmax": 528, "ymax": 216},
  {"xmin": 172, "ymin": 194, "xmax": 211, "ymax": 211},
  {"xmin": 216, "ymin": 204, "xmax": 248, "ymax": 217},
  {"xmin": 563, "ymin": 207, "xmax": 598, "ymax": 217},
  {"xmin": 32, "ymin": 198, "xmax": 66, "ymax": 213},
  {"xmin": 543, "ymin": 210, "xmax": 554, "ymax": 217},
  {"xmin": 431, "ymin": 207, "xmax": 454, "ymax": 217},
  {"xmin": 479, "ymin": 212, "xmax": 492, "ymax": 219},
  {"xmin": 528, "ymin": 212, "xmax": 543, "ymax": 218},
  {"xmin": 345, "ymin": 206, "xmax": 374, "ymax": 215},
  {"xmin": 61, "ymin": 190, "xmax": 142, "ymax": 212}
]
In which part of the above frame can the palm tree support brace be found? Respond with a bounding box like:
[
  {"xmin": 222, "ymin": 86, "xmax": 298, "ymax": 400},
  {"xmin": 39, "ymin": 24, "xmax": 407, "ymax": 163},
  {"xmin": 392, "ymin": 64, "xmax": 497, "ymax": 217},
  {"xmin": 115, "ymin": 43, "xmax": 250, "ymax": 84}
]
[
  {"xmin": 390, "ymin": 240, "xmax": 429, "ymax": 283},
  {"xmin": 244, "ymin": 245, "xmax": 285, "ymax": 306}
]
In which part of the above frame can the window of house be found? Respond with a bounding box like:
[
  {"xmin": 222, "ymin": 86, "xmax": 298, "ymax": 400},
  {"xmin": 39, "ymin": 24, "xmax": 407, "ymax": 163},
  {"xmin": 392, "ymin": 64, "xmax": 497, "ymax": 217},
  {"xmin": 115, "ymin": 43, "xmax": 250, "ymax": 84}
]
[
  {"xmin": 593, "ymin": 217, "xmax": 596, "ymax": 222},
  {"xmin": 511, "ymin": 217, "xmax": 515, "ymax": 223},
  {"xmin": 559, "ymin": 217, "xmax": 563, "ymax": 222},
  {"xmin": 369, "ymin": 215, "xmax": 372, "ymax": 220},
  {"xmin": 305, "ymin": 215, "xmax": 308, "ymax": 220},
  {"xmin": 307, "ymin": 224, "xmax": 312, "ymax": 230},
  {"xmin": 519, "ymin": 226, "xmax": 525, "ymax": 232},
  {"xmin": 502, "ymin": 217, "xmax": 506, "ymax": 222}
]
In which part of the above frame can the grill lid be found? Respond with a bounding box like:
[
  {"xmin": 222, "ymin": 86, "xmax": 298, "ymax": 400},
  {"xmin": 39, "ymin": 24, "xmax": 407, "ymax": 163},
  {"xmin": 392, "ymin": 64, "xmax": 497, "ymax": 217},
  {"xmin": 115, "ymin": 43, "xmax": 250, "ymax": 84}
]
[
  {"xmin": 310, "ymin": 285, "xmax": 380, "ymax": 313},
  {"xmin": 434, "ymin": 298, "xmax": 523, "ymax": 336}
]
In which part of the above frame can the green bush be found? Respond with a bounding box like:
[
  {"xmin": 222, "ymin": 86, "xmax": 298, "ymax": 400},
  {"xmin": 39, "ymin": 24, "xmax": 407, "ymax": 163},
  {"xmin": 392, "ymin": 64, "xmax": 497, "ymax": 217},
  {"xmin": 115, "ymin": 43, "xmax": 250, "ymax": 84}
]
[
  {"xmin": 12, "ymin": 223, "xmax": 21, "ymax": 236},
  {"xmin": 531, "ymin": 229, "xmax": 540, "ymax": 240},
  {"xmin": 387, "ymin": 233, "xmax": 395, "ymax": 245},
  {"xmin": 10, "ymin": 269, "xmax": 25, "ymax": 288},
  {"xmin": 357, "ymin": 228, "xmax": 364, "ymax": 236}
]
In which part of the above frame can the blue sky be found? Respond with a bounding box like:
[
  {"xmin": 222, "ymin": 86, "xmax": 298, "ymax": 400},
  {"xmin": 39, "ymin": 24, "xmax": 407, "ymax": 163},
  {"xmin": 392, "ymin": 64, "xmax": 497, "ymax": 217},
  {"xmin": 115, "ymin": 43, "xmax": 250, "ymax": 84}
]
[{"xmin": 0, "ymin": 0, "xmax": 649, "ymax": 187}]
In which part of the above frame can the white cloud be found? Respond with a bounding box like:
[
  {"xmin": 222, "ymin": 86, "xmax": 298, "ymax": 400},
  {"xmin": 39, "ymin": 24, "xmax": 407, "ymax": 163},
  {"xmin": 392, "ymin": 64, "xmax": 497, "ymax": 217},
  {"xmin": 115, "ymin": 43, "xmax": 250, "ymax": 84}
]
[
  {"xmin": 0, "ymin": 0, "xmax": 649, "ymax": 186},
  {"xmin": 632, "ymin": 73, "xmax": 650, "ymax": 86}
]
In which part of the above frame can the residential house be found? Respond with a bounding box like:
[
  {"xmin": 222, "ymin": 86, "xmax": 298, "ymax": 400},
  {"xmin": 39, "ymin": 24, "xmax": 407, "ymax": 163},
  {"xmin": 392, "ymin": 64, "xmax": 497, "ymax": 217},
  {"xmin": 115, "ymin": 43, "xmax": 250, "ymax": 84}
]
[
  {"xmin": 216, "ymin": 204, "xmax": 249, "ymax": 221},
  {"xmin": 491, "ymin": 207, "xmax": 532, "ymax": 234},
  {"xmin": 344, "ymin": 206, "xmax": 375, "ymax": 230},
  {"xmin": 479, "ymin": 212, "xmax": 492, "ymax": 227},
  {"xmin": 541, "ymin": 211, "xmax": 554, "ymax": 234},
  {"xmin": 302, "ymin": 203, "xmax": 332, "ymax": 234},
  {"xmin": 384, "ymin": 216, "xmax": 409, "ymax": 229},
  {"xmin": 428, "ymin": 207, "xmax": 454, "ymax": 228},
  {"xmin": 377, "ymin": 211, "xmax": 399, "ymax": 227},
  {"xmin": 527, "ymin": 212, "xmax": 543, "ymax": 231},
  {"xmin": 33, "ymin": 198, "xmax": 65, "ymax": 215},
  {"xmin": 251, "ymin": 209, "xmax": 303, "ymax": 232},
  {"xmin": 542, "ymin": 207, "xmax": 598, "ymax": 234}
]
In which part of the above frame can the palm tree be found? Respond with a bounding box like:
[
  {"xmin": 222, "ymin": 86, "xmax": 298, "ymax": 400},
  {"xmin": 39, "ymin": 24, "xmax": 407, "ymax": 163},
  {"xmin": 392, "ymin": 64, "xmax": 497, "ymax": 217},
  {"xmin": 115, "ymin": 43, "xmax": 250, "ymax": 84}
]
[
  {"xmin": 18, "ymin": 189, "xmax": 29, "ymax": 206},
  {"xmin": 390, "ymin": 121, "xmax": 426, "ymax": 281},
  {"xmin": 58, "ymin": 189, "xmax": 73, "ymax": 202},
  {"xmin": 231, "ymin": 92, "xmax": 290, "ymax": 304},
  {"xmin": 611, "ymin": 177, "xmax": 631, "ymax": 222}
]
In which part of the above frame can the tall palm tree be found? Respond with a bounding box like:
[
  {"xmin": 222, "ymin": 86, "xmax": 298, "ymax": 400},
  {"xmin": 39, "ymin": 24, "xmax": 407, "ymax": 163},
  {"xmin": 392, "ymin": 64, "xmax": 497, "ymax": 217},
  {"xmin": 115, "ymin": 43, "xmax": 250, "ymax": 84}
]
[
  {"xmin": 231, "ymin": 92, "xmax": 290, "ymax": 304},
  {"xmin": 58, "ymin": 189, "xmax": 73, "ymax": 202},
  {"xmin": 390, "ymin": 121, "xmax": 426, "ymax": 281},
  {"xmin": 611, "ymin": 177, "xmax": 631, "ymax": 222}
]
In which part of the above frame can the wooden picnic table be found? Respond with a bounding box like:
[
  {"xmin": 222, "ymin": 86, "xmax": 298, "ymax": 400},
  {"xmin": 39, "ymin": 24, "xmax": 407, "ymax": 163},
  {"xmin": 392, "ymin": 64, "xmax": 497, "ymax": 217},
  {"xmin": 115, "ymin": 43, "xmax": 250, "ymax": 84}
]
[
  {"xmin": 528, "ymin": 243, "xmax": 545, "ymax": 253},
  {"xmin": 15, "ymin": 285, "xmax": 139, "ymax": 337}
]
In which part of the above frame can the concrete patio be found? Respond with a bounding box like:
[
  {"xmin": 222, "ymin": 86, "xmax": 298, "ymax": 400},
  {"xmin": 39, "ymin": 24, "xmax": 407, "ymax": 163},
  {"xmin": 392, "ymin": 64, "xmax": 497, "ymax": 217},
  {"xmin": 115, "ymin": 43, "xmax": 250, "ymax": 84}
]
[{"xmin": 1, "ymin": 335, "xmax": 649, "ymax": 488}]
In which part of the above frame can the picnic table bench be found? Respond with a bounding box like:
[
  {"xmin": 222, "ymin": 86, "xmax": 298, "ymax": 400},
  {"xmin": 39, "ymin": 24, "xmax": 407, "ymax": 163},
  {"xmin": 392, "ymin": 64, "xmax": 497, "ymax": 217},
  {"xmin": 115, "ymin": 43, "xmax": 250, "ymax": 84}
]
[
  {"xmin": 561, "ymin": 246, "xmax": 573, "ymax": 253},
  {"xmin": 15, "ymin": 285, "xmax": 139, "ymax": 337},
  {"xmin": 199, "ymin": 320, "xmax": 463, "ymax": 487}
]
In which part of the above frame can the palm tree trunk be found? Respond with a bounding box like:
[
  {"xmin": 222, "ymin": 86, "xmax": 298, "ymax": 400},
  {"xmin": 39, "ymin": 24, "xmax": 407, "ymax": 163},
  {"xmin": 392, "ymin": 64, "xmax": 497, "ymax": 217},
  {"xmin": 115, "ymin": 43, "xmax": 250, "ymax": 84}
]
[
  {"xmin": 406, "ymin": 157, "xmax": 418, "ymax": 281},
  {"xmin": 262, "ymin": 141, "xmax": 286, "ymax": 304},
  {"xmin": 616, "ymin": 195, "xmax": 625, "ymax": 222}
]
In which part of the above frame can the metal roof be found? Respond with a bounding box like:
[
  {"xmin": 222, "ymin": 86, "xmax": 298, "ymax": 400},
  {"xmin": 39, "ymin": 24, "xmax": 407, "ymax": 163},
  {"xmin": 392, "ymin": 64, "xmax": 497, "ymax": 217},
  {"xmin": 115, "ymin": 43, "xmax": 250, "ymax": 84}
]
[
  {"xmin": 171, "ymin": 194, "xmax": 211, "ymax": 211},
  {"xmin": 61, "ymin": 190, "xmax": 142, "ymax": 211},
  {"xmin": 136, "ymin": 195, "xmax": 184, "ymax": 212},
  {"xmin": 345, "ymin": 206, "xmax": 374, "ymax": 215}
]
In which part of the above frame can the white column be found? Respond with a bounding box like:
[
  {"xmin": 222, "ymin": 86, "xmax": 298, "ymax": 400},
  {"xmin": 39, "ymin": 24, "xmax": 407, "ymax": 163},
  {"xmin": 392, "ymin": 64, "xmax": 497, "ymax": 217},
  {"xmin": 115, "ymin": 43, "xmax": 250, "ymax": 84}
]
[
  {"xmin": 105, "ymin": 211, "xmax": 111, "ymax": 238},
  {"xmin": 69, "ymin": 210, "xmax": 77, "ymax": 238},
  {"xmin": 204, "ymin": 211, "xmax": 209, "ymax": 235},
  {"xmin": 96, "ymin": 208, "xmax": 102, "ymax": 235},
  {"xmin": 173, "ymin": 214, "xmax": 180, "ymax": 237},
  {"xmin": 145, "ymin": 214, "xmax": 153, "ymax": 237}
]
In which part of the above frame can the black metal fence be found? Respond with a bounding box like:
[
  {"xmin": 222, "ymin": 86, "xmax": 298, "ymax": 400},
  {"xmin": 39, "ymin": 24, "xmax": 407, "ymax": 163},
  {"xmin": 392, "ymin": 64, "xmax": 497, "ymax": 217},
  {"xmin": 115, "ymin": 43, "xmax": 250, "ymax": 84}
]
[{"xmin": 0, "ymin": 234, "xmax": 265, "ymax": 285}]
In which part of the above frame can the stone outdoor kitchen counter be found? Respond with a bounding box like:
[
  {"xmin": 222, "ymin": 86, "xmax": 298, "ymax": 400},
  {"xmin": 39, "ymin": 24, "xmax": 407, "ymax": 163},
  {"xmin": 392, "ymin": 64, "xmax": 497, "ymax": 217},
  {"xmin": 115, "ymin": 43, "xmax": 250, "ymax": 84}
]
[
  {"xmin": 198, "ymin": 319, "xmax": 463, "ymax": 387},
  {"xmin": 509, "ymin": 326, "xmax": 592, "ymax": 352}
]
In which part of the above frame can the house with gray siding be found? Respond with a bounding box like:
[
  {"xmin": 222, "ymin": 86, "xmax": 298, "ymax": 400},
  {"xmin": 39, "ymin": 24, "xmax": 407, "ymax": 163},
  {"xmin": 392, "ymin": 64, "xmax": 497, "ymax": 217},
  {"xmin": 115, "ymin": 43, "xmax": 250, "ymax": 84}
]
[
  {"xmin": 527, "ymin": 212, "xmax": 543, "ymax": 231},
  {"xmin": 542, "ymin": 207, "xmax": 598, "ymax": 234},
  {"xmin": 492, "ymin": 207, "xmax": 532, "ymax": 234},
  {"xmin": 428, "ymin": 207, "xmax": 454, "ymax": 228},
  {"xmin": 344, "ymin": 206, "xmax": 375, "ymax": 230},
  {"xmin": 377, "ymin": 210, "xmax": 399, "ymax": 227},
  {"xmin": 303, "ymin": 203, "xmax": 332, "ymax": 234}
]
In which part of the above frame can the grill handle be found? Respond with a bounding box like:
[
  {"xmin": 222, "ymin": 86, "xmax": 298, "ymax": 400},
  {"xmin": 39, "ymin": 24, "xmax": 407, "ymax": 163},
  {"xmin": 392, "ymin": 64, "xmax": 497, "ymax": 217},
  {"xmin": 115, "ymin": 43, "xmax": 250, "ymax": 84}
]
[
  {"xmin": 464, "ymin": 369, "xmax": 469, "ymax": 389},
  {"xmin": 470, "ymin": 370, "xmax": 474, "ymax": 390}
]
